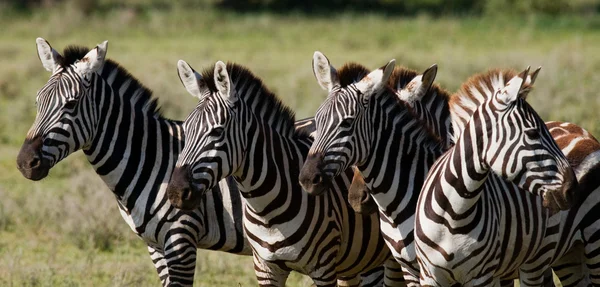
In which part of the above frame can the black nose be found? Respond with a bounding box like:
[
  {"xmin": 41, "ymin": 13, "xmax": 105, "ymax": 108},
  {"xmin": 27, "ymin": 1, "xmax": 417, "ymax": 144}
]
[
  {"xmin": 17, "ymin": 136, "xmax": 49, "ymax": 181},
  {"xmin": 299, "ymin": 152, "xmax": 330, "ymax": 196},
  {"xmin": 311, "ymin": 173, "xmax": 323, "ymax": 185},
  {"xmin": 28, "ymin": 155, "xmax": 41, "ymax": 169},
  {"xmin": 167, "ymin": 165, "xmax": 202, "ymax": 211},
  {"xmin": 560, "ymin": 167, "xmax": 579, "ymax": 208}
]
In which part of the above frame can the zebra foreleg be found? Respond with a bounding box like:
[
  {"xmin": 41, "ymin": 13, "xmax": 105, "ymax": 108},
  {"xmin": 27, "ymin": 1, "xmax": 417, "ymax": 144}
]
[
  {"xmin": 148, "ymin": 246, "xmax": 170, "ymax": 286},
  {"xmin": 383, "ymin": 258, "xmax": 407, "ymax": 287},
  {"xmin": 252, "ymin": 256, "xmax": 292, "ymax": 287},
  {"xmin": 163, "ymin": 237, "xmax": 198, "ymax": 287}
]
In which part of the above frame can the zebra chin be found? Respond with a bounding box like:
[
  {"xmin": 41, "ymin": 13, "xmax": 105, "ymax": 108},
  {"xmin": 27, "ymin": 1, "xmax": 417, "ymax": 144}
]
[
  {"xmin": 16, "ymin": 136, "xmax": 51, "ymax": 181},
  {"xmin": 166, "ymin": 165, "xmax": 203, "ymax": 211},
  {"xmin": 299, "ymin": 152, "xmax": 332, "ymax": 196}
]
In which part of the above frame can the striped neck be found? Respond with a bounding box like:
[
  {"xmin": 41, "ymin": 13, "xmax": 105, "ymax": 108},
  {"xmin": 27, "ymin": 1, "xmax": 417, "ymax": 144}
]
[
  {"xmin": 435, "ymin": 110, "xmax": 491, "ymax": 215},
  {"xmin": 409, "ymin": 86, "xmax": 453, "ymax": 148},
  {"xmin": 82, "ymin": 65, "xmax": 184, "ymax": 209},
  {"xmin": 359, "ymin": 90, "xmax": 445, "ymax": 220}
]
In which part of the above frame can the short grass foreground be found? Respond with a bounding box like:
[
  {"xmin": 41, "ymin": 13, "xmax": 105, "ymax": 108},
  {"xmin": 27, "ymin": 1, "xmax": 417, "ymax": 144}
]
[{"xmin": 1, "ymin": 5, "xmax": 596, "ymax": 286}]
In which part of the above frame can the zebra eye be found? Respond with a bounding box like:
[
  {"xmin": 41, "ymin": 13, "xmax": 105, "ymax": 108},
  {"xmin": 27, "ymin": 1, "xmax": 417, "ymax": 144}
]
[
  {"xmin": 340, "ymin": 118, "xmax": 353, "ymax": 128},
  {"xmin": 524, "ymin": 129, "xmax": 540, "ymax": 140},
  {"xmin": 209, "ymin": 127, "xmax": 225, "ymax": 137}
]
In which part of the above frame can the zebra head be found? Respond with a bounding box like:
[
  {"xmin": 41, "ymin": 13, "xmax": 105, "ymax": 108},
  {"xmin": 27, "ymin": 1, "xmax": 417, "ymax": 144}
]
[
  {"xmin": 17, "ymin": 38, "xmax": 107, "ymax": 181},
  {"xmin": 168, "ymin": 60, "xmax": 242, "ymax": 210},
  {"xmin": 477, "ymin": 68, "xmax": 578, "ymax": 211},
  {"xmin": 299, "ymin": 52, "xmax": 395, "ymax": 195}
]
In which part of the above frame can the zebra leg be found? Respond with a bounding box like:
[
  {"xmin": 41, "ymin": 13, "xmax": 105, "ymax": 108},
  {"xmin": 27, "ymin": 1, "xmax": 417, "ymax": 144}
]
[
  {"xmin": 253, "ymin": 256, "xmax": 291, "ymax": 287},
  {"xmin": 584, "ymin": 232, "xmax": 600, "ymax": 286},
  {"xmin": 163, "ymin": 237, "xmax": 198, "ymax": 287},
  {"xmin": 383, "ymin": 258, "xmax": 407, "ymax": 287},
  {"xmin": 148, "ymin": 246, "xmax": 170, "ymax": 286},
  {"xmin": 337, "ymin": 275, "xmax": 361, "ymax": 287},
  {"xmin": 354, "ymin": 266, "xmax": 384, "ymax": 287},
  {"xmin": 517, "ymin": 266, "xmax": 553, "ymax": 287},
  {"xmin": 553, "ymin": 241, "xmax": 590, "ymax": 287}
]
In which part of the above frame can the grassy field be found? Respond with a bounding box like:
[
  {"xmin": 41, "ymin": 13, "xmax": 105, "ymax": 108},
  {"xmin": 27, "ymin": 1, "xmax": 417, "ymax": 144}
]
[{"xmin": 0, "ymin": 3, "xmax": 598, "ymax": 286}]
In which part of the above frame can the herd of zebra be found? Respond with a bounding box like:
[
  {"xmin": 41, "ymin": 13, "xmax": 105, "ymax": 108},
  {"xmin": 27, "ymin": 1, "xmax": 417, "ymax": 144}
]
[{"xmin": 14, "ymin": 37, "xmax": 600, "ymax": 287}]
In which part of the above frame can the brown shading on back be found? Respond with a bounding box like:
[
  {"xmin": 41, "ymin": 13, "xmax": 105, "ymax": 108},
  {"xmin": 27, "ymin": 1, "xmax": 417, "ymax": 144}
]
[{"xmin": 547, "ymin": 121, "xmax": 600, "ymax": 167}]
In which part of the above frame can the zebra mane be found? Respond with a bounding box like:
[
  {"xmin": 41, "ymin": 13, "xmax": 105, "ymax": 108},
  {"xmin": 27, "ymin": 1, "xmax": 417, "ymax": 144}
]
[
  {"xmin": 386, "ymin": 85, "xmax": 445, "ymax": 151},
  {"xmin": 199, "ymin": 62, "xmax": 305, "ymax": 137},
  {"xmin": 387, "ymin": 66, "xmax": 446, "ymax": 148},
  {"xmin": 449, "ymin": 69, "xmax": 534, "ymax": 141},
  {"xmin": 59, "ymin": 45, "xmax": 163, "ymax": 117},
  {"xmin": 388, "ymin": 66, "xmax": 418, "ymax": 90},
  {"xmin": 337, "ymin": 62, "xmax": 370, "ymax": 87}
]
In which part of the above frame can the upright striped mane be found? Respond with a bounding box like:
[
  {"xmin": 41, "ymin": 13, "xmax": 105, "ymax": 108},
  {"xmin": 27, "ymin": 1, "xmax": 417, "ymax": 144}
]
[
  {"xmin": 387, "ymin": 66, "xmax": 446, "ymax": 148},
  {"xmin": 337, "ymin": 62, "xmax": 370, "ymax": 87},
  {"xmin": 388, "ymin": 66, "xmax": 418, "ymax": 90},
  {"xmin": 59, "ymin": 45, "xmax": 163, "ymax": 117},
  {"xmin": 199, "ymin": 63, "xmax": 303, "ymax": 137},
  {"xmin": 449, "ymin": 69, "xmax": 533, "ymax": 140}
]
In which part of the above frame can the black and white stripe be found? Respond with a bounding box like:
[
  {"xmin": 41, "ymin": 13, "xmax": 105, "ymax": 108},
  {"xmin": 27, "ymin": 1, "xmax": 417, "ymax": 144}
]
[
  {"xmin": 166, "ymin": 60, "xmax": 399, "ymax": 287},
  {"xmin": 415, "ymin": 69, "xmax": 578, "ymax": 286}
]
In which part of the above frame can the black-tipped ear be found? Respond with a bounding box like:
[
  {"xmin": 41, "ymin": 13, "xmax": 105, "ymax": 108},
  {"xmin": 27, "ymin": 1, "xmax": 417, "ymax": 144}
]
[
  {"xmin": 421, "ymin": 64, "xmax": 438, "ymax": 93},
  {"xmin": 497, "ymin": 67, "xmax": 529, "ymax": 105},
  {"xmin": 355, "ymin": 59, "xmax": 396, "ymax": 100},
  {"xmin": 529, "ymin": 66, "xmax": 541, "ymax": 86},
  {"xmin": 74, "ymin": 40, "xmax": 108, "ymax": 76}
]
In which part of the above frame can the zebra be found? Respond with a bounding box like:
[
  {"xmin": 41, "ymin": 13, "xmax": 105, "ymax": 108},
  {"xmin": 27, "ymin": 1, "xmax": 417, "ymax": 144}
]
[
  {"xmin": 165, "ymin": 60, "xmax": 402, "ymax": 287},
  {"xmin": 345, "ymin": 64, "xmax": 600, "ymax": 286},
  {"xmin": 299, "ymin": 52, "xmax": 453, "ymax": 286},
  {"xmin": 15, "ymin": 38, "xmax": 255, "ymax": 286},
  {"xmin": 414, "ymin": 68, "xmax": 580, "ymax": 286}
]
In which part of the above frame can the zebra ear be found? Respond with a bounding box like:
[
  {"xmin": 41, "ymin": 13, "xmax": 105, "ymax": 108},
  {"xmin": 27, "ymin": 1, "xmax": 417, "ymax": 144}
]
[
  {"xmin": 36, "ymin": 37, "xmax": 62, "ymax": 72},
  {"xmin": 214, "ymin": 61, "xmax": 232, "ymax": 100},
  {"xmin": 312, "ymin": 51, "xmax": 340, "ymax": 92},
  {"xmin": 528, "ymin": 66, "xmax": 542, "ymax": 86},
  {"xmin": 397, "ymin": 64, "xmax": 437, "ymax": 104},
  {"xmin": 497, "ymin": 67, "xmax": 529, "ymax": 105},
  {"xmin": 177, "ymin": 60, "xmax": 206, "ymax": 99},
  {"xmin": 74, "ymin": 40, "xmax": 108, "ymax": 77},
  {"xmin": 355, "ymin": 59, "xmax": 395, "ymax": 99}
]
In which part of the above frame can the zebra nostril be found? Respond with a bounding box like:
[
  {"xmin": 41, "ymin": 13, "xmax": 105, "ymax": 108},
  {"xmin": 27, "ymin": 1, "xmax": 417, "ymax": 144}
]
[
  {"xmin": 182, "ymin": 187, "xmax": 192, "ymax": 201},
  {"xmin": 312, "ymin": 174, "xmax": 323, "ymax": 185},
  {"xmin": 29, "ymin": 156, "xmax": 40, "ymax": 168}
]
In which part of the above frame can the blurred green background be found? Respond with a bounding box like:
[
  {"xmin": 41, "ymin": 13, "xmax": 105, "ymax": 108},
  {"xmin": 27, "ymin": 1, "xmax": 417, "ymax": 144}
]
[{"xmin": 0, "ymin": 0, "xmax": 598, "ymax": 286}]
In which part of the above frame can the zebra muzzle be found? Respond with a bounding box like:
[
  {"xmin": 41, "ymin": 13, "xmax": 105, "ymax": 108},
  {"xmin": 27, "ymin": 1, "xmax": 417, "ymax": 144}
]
[
  {"xmin": 542, "ymin": 168, "xmax": 578, "ymax": 213},
  {"xmin": 299, "ymin": 152, "xmax": 331, "ymax": 196},
  {"xmin": 16, "ymin": 136, "xmax": 50, "ymax": 181},
  {"xmin": 167, "ymin": 165, "xmax": 203, "ymax": 211}
]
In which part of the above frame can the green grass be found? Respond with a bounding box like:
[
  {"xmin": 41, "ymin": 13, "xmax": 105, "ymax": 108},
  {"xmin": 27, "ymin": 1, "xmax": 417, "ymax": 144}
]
[{"xmin": 0, "ymin": 4, "xmax": 597, "ymax": 286}]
